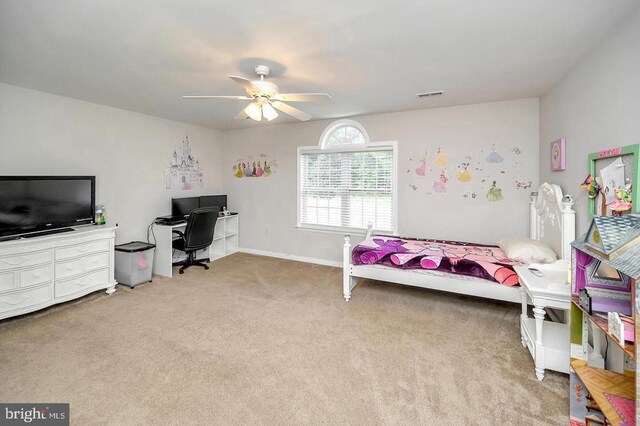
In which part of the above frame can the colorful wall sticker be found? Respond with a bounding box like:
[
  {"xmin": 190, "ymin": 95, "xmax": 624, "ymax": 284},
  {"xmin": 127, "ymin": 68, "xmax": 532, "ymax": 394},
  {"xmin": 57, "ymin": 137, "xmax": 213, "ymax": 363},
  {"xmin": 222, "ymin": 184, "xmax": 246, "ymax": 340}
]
[
  {"xmin": 415, "ymin": 151, "xmax": 427, "ymax": 176},
  {"xmin": 164, "ymin": 134, "xmax": 204, "ymax": 190},
  {"xmin": 486, "ymin": 180, "xmax": 504, "ymax": 201},
  {"xmin": 457, "ymin": 161, "xmax": 472, "ymax": 183},
  {"xmin": 433, "ymin": 147, "xmax": 448, "ymax": 168},
  {"xmin": 233, "ymin": 154, "xmax": 277, "ymax": 178},
  {"xmin": 433, "ymin": 170, "xmax": 448, "ymax": 193},
  {"xmin": 486, "ymin": 144, "xmax": 504, "ymax": 163}
]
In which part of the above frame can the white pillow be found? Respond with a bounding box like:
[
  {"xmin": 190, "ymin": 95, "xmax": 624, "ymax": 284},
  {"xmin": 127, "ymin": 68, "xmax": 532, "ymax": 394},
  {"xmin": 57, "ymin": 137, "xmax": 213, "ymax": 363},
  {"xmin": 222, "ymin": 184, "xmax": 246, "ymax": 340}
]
[{"xmin": 497, "ymin": 237, "xmax": 558, "ymax": 264}]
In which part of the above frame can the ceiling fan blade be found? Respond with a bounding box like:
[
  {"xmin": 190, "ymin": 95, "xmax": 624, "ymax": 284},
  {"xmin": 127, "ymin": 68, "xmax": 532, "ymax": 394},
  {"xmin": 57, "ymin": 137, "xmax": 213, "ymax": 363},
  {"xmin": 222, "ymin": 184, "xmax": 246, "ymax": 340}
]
[
  {"xmin": 182, "ymin": 95, "xmax": 253, "ymax": 100},
  {"xmin": 228, "ymin": 75, "xmax": 256, "ymax": 92},
  {"xmin": 273, "ymin": 93, "xmax": 332, "ymax": 102},
  {"xmin": 271, "ymin": 101, "xmax": 312, "ymax": 121}
]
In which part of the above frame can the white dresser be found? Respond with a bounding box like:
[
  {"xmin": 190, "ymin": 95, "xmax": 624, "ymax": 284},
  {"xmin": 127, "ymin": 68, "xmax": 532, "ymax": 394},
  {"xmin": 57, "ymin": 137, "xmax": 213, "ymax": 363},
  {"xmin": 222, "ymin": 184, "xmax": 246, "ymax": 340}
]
[{"xmin": 0, "ymin": 226, "xmax": 117, "ymax": 320}]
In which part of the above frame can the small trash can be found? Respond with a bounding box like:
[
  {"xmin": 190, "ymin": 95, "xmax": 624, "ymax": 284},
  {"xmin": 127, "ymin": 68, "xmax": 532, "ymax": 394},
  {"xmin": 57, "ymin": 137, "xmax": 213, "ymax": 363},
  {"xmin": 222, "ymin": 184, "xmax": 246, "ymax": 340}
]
[{"xmin": 114, "ymin": 241, "xmax": 156, "ymax": 288}]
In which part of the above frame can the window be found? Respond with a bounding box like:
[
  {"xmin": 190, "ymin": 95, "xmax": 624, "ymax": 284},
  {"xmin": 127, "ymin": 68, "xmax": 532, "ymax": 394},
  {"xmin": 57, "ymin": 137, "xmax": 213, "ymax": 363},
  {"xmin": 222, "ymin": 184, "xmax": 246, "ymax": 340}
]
[
  {"xmin": 298, "ymin": 120, "xmax": 397, "ymax": 233},
  {"xmin": 319, "ymin": 120, "xmax": 370, "ymax": 148}
]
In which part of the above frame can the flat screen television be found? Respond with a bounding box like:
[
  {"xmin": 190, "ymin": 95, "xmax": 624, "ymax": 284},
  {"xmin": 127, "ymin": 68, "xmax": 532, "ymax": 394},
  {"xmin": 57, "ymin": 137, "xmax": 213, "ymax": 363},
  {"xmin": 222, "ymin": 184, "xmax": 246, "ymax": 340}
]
[{"xmin": 0, "ymin": 176, "xmax": 95, "ymax": 238}]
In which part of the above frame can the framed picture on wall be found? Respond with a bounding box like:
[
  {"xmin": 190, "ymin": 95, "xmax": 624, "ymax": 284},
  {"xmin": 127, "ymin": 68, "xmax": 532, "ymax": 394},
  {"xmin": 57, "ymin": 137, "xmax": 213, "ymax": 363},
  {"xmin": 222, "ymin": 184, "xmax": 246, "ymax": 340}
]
[
  {"xmin": 588, "ymin": 143, "xmax": 640, "ymax": 219},
  {"xmin": 550, "ymin": 138, "xmax": 566, "ymax": 171}
]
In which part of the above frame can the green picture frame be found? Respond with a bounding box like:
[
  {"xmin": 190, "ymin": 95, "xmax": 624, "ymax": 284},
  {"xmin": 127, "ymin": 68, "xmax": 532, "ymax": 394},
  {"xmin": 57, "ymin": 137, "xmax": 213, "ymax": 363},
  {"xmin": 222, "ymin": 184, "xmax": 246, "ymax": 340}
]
[{"xmin": 588, "ymin": 143, "xmax": 640, "ymax": 219}]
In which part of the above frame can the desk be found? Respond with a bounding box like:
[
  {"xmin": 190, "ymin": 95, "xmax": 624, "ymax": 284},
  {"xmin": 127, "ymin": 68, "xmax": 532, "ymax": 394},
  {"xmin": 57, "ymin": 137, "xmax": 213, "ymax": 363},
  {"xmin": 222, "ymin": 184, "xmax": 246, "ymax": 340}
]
[
  {"xmin": 152, "ymin": 214, "xmax": 239, "ymax": 278},
  {"xmin": 514, "ymin": 260, "xmax": 571, "ymax": 380}
]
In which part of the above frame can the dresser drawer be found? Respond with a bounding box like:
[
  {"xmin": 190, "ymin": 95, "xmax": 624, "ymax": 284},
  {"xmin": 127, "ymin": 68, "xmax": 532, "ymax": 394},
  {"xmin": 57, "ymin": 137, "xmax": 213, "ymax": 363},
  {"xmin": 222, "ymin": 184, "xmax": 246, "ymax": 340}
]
[
  {"xmin": 56, "ymin": 239, "xmax": 110, "ymax": 261},
  {"xmin": 0, "ymin": 284, "xmax": 52, "ymax": 313},
  {"xmin": 20, "ymin": 264, "xmax": 53, "ymax": 288},
  {"xmin": 0, "ymin": 250, "xmax": 52, "ymax": 272},
  {"xmin": 55, "ymin": 252, "xmax": 110, "ymax": 280},
  {"xmin": 85, "ymin": 252, "xmax": 110, "ymax": 271},
  {"xmin": 55, "ymin": 269, "xmax": 109, "ymax": 298},
  {"xmin": 0, "ymin": 271, "xmax": 16, "ymax": 292}
]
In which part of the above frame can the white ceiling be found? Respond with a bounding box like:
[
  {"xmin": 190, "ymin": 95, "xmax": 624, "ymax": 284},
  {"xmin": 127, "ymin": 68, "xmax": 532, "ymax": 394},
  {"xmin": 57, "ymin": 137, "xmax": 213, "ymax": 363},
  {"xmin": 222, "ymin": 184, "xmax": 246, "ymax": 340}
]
[{"xmin": 0, "ymin": 0, "xmax": 637, "ymax": 130}]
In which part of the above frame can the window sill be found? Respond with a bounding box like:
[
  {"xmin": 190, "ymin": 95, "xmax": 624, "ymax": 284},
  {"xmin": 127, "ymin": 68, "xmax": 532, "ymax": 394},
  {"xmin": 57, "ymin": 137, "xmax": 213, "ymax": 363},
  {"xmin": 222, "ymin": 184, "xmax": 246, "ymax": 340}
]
[
  {"xmin": 295, "ymin": 224, "xmax": 397, "ymax": 236},
  {"xmin": 295, "ymin": 225, "xmax": 368, "ymax": 236}
]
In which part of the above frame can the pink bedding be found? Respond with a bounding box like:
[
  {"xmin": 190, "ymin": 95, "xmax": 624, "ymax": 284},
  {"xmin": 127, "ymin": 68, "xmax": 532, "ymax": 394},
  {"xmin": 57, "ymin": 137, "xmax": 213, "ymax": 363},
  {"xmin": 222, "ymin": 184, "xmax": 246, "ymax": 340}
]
[{"xmin": 352, "ymin": 236, "xmax": 522, "ymax": 286}]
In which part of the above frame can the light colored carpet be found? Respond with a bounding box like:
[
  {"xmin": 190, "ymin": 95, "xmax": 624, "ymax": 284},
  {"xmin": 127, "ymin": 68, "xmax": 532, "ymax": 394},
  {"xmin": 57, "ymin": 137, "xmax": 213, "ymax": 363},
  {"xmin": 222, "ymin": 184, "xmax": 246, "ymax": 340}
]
[{"xmin": 0, "ymin": 253, "xmax": 568, "ymax": 425}]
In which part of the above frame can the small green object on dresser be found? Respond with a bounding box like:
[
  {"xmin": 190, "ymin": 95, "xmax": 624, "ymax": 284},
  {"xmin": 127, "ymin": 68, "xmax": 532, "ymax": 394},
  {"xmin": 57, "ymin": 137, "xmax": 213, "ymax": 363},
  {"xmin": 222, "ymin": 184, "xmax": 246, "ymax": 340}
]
[{"xmin": 95, "ymin": 205, "xmax": 106, "ymax": 225}]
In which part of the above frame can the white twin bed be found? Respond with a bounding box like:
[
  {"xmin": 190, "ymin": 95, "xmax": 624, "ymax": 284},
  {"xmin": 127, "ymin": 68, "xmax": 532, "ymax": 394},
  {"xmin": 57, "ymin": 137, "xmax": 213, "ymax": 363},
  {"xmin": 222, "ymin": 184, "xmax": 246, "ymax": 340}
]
[{"xmin": 342, "ymin": 183, "xmax": 575, "ymax": 303}]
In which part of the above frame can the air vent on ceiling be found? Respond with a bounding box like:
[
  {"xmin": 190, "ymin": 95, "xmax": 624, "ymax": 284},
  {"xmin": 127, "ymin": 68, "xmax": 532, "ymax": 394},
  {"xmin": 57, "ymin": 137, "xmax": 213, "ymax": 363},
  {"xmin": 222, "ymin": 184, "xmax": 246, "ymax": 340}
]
[{"xmin": 416, "ymin": 91, "xmax": 444, "ymax": 98}]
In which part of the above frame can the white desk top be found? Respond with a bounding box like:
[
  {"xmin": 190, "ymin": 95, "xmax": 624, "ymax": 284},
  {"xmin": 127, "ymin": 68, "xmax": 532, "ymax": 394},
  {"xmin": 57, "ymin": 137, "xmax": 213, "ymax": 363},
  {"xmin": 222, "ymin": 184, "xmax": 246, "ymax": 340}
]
[{"xmin": 514, "ymin": 259, "xmax": 571, "ymax": 306}]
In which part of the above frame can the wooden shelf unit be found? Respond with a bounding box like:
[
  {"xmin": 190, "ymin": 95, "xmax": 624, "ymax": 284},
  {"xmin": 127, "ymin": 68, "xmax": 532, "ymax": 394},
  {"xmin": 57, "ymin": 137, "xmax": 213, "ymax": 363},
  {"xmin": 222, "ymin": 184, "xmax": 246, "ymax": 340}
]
[
  {"xmin": 571, "ymin": 359, "xmax": 635, "ymax": 426},
  {"xmin": 571, "ymin": 295, "xmax": 635, "ymax": 360}
]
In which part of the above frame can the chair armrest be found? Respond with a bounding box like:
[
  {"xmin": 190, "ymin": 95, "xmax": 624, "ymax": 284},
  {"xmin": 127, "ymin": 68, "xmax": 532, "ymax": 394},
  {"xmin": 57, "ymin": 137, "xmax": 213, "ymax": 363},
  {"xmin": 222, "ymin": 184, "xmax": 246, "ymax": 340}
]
[{"xmin": 172, "ymin": 230, "xmax": 185, "ymax": 239}]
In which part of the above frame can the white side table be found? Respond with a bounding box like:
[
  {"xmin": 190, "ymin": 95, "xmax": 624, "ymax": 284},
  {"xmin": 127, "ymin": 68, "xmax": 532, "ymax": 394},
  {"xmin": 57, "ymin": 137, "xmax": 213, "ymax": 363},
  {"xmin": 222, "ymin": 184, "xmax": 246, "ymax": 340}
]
[{"xmin": 514, "ymin": 260, "xmax": 571, "ymax": 380}]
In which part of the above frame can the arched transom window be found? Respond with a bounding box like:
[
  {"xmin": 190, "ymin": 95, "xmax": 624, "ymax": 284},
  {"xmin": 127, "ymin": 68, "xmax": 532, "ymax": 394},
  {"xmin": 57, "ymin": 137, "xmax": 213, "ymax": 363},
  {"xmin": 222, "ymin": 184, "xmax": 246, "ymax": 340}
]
[{"xmin": 319, "ymin": 119, "xmax": 370, "ymax": 149}]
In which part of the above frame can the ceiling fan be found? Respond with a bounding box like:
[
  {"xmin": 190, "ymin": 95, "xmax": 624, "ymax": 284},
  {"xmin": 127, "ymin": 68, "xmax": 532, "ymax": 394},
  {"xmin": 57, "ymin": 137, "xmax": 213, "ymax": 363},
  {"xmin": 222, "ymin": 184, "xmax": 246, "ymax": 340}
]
[{"xmin": 182, "ymin": 65, "xmax": 332, "ymax": 122}]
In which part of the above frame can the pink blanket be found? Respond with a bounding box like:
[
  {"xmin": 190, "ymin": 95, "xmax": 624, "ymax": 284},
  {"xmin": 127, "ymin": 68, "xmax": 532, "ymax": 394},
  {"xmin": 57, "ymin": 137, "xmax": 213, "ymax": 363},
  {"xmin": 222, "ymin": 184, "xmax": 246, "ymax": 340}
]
[{"xmin": 352, "ymin": 236, "xmax": 521, "ymax": 286}]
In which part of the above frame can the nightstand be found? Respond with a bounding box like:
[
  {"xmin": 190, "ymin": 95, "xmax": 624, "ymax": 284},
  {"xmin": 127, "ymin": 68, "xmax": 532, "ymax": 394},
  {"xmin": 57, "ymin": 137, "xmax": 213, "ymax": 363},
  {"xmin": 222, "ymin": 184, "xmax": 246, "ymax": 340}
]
[{"xmin": 514, "ymin": 260, "xmax": 571, "ymax": 380}]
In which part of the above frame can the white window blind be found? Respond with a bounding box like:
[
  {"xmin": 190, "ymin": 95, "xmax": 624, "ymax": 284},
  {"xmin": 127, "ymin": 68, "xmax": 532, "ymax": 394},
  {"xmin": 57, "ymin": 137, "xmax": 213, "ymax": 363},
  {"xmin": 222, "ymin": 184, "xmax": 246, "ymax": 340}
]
[{"xmin": 298, "ymin": 146, "xmax": 395, "ymax": 232}]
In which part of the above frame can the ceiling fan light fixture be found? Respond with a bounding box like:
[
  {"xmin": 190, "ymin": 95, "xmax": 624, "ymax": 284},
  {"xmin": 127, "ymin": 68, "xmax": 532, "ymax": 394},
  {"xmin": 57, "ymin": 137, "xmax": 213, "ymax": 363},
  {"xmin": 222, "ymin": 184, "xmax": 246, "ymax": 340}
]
[
  {"xmin": 262, "ymin": 103, "xmax": 278, "ymax": 121},
  {"xmin": 184, "ymin": 65, "xmax": 328, "ymax": 123},
  {"xmin": 244, "ymin": 102, "xmax": 262, "ymax": 121}
]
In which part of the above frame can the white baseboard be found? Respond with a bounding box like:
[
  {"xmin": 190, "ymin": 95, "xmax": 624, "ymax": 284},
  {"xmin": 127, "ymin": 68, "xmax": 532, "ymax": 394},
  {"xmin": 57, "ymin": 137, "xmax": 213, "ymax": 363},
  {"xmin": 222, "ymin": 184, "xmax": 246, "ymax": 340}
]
[{"xmin": 238, "ymin": 247, "xmax": 342, "ymax": 268}]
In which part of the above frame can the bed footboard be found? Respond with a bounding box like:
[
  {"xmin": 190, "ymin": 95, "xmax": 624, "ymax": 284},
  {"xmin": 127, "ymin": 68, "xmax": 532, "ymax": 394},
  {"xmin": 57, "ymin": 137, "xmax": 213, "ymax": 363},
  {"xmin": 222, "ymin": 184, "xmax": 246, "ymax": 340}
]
[{"xmin": 343, "ymin": 234, "xmax": 359, "ymax": 301}]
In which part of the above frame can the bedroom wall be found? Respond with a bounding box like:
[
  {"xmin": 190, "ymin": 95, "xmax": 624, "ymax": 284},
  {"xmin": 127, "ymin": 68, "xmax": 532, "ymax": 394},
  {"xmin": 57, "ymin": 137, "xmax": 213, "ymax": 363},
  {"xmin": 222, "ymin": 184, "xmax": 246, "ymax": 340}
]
[
  {"xmin": 222, "ymin": 98, "xmax": 539, "ymax": 265},
  {"xmin": 0, "ymin": 82, "xmax": 224, "ymax": 244},
  {"xmin": 539, "ymin": 8, "xmax": 640, "ymax": 234}
]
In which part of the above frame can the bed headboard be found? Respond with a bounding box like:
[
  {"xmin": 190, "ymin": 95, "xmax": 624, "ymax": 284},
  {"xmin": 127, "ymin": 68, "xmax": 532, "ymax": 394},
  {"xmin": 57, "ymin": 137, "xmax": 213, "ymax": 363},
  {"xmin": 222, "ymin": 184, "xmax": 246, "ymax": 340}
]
[{"xmin": 529, "ymin": 183, "xmax": 575, "ymax": 260}]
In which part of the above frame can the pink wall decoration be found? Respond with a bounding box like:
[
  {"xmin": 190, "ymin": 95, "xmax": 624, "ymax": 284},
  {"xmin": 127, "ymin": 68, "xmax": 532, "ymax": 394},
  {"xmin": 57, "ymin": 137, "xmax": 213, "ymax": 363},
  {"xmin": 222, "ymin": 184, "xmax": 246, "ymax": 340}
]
[{"xmin": 550, "ymin": 138, "xmax": 566, "ymax": 171}]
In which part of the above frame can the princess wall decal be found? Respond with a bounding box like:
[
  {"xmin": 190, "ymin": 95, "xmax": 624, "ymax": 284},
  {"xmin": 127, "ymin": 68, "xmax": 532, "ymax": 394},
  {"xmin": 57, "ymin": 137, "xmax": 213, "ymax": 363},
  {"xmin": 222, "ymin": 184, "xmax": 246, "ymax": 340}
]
[
  {"xmin": 415, "ymin": 152, "xmax": 427, "ymax": 176},
  {"xmin": 433, "ymin": 147, "xmax": 448, "ymax": 168},
  {"xmin": 486, "ymin": 180, "xmax": 504, "ymax": 201},
  {"xmin": 486, "ymin": 144, "xmax": 504, "ymax": 163},
  {"xmin": 233, "ymin": 155, "xmax": 278, "ymax": 178}
]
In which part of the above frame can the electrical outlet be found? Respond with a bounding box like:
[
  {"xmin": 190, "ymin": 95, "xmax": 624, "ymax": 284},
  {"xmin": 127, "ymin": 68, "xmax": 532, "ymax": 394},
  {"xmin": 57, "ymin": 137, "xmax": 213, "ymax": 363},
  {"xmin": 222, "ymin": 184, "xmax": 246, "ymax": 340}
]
[{"xmin": 266, "ymin": 227, "xmax": 271, "ymax": 235}]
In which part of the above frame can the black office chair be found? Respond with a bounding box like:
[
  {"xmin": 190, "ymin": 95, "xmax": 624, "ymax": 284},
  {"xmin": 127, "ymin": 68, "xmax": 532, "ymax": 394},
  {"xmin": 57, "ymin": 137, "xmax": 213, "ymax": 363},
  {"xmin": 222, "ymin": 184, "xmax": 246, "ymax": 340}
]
[{"xmin": 172, "ymin": 207, "xmax": 220, "ymax": 274}]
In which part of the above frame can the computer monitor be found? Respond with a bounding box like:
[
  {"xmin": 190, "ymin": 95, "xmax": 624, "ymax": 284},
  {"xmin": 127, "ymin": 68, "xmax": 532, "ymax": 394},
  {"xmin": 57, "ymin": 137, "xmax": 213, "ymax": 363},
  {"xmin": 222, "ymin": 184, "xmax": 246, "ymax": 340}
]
[
  {"xmin": 200, "ymin": 195, "xmax": 227, "ymax": 211},
  {"xmin": 171, "ymin": 197, "xmax": 200, "ymax": 217}
]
